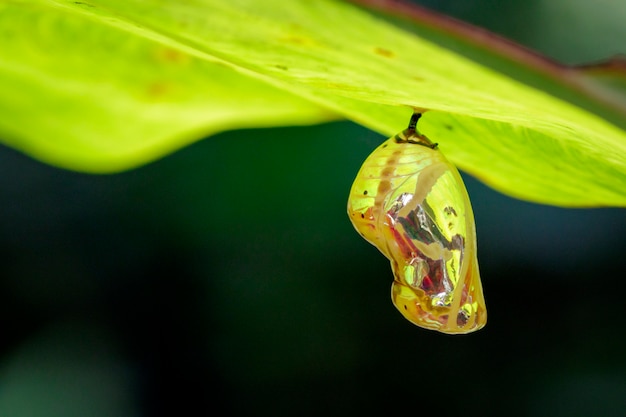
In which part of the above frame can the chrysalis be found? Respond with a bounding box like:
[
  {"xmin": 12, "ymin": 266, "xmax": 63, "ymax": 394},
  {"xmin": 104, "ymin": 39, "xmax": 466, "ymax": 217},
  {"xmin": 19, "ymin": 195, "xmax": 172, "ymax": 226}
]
[{"xmin": 347, "ymin": 113, "xmax": 486, "ymax": 334}]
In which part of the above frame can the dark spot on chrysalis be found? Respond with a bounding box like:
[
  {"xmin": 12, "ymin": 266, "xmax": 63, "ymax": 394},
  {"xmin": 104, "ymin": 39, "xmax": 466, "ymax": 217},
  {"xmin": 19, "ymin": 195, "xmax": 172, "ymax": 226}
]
[
  {"xmin": 378, "ymin": 180, "xmax": 391, "ymax": 194},
  {"xmin": 444, "ymin": 206, "xmax": 458, "ymax": 216},
  {"xmin": 382, "ymin": 144, "xmax": 388, "ymax": 148},
  {"xmin": 360, "ymin": 213, "xmax": 365, "ymax": 219},
  {"xmin": 444, "ymin": 124, "xmax": 453, "ymax": 131},
  {"xmin": 363, "ymin": 190, "xmax": 368, "ymax": 195},
  {"xmin": 404, "ymin": 305, "xmax": 408, "ymax": 310}
]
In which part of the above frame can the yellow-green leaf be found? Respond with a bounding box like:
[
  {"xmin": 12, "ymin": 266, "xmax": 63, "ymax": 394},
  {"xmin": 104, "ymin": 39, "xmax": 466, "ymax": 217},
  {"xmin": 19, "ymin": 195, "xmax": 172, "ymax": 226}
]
[
  {"xmin": 0, "ymin": 1, "xmax": 334, "ymax": 172},
  {"xmin": 1, "ymin": 0, "xmax": 626, "ymax": 207}
]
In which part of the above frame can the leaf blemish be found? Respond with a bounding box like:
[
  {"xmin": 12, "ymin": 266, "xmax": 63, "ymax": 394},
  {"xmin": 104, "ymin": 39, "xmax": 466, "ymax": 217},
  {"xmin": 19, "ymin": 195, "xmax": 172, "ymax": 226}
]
[
  {"xmin": 146, "ymin": 82, "xmax": 172, "ymax": 100},
  {"xmin": 155, "ymin": 47, "xmax": 190, "ymax": 65},
  {"xmin": 374, "ymin": 47, "xmax": 394, "ymax": 58},
  {"xmin": 280, "ymin": 36, "xmax": 318, "ymax": 48}
]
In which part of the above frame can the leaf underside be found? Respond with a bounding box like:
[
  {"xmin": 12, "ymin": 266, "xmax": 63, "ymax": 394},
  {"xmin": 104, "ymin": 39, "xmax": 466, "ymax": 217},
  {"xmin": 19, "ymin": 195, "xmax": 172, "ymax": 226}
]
[{"xmin": 1, "ymin": 0, "xmax": 626, "ymax": 207}]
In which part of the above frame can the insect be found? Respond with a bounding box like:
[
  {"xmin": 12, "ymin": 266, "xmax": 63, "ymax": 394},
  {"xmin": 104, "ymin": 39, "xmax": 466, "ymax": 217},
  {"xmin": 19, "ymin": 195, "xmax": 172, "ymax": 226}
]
[{"xmin": 347, "ymin": 112, "xmax": 486, "ymax": 334}]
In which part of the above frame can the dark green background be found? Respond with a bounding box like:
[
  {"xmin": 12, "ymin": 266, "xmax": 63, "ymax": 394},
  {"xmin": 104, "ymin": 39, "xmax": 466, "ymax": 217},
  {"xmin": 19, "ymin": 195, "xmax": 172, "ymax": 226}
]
[{"xmin": 1, "ymin": 1, "xmax": 626, "ymax": 416}]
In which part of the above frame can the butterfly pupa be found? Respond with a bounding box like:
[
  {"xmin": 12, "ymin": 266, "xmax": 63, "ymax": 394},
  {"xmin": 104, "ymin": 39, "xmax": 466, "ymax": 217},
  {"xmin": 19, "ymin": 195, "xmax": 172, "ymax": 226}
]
[{"xmin": 347, "ymin": 113, "xmax": 486, "ymax": 334}]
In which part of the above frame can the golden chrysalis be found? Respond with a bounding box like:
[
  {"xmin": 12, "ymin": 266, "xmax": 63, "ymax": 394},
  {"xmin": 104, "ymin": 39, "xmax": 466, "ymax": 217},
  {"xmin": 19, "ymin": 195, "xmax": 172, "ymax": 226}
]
[{"xmin": 347, "ymin": 113, "xmax": 486, "ymax": 334}]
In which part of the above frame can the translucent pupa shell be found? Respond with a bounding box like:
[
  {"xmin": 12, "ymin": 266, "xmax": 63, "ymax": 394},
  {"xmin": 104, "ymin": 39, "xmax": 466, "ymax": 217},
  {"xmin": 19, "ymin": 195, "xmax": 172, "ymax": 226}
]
[{"xmin": 347, "ymin": 114, "xmax": 486, "ymax": 334}]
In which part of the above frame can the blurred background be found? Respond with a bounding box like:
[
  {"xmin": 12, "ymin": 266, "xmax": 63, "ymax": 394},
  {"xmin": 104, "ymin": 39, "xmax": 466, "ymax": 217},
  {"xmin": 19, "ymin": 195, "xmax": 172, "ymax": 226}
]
[{"xmin": 1, "ymin": 1, "xmax": 626, "ymax": 416}]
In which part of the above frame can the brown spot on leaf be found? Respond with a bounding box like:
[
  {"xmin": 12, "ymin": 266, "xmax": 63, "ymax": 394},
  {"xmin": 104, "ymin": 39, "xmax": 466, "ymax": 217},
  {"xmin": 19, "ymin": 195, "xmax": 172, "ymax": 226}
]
[
  {"xmin": 146, "ymin": 82, "xmax": 173, "ymax": 100},
  {"xmin": 374, "ymin": 47, "xmax": 394, "ymax": 58},
  {"xmin": 155, "ymin": 47, "xmax": 190, "ymax": 65},
  {"xmin": 280, "ymin": 35, "xmax": 319, "ymax": 48}
]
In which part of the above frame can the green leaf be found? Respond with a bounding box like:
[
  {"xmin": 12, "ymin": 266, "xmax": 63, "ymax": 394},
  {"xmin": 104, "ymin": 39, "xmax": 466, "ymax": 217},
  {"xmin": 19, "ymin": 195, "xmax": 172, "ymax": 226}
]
[
  {"xmin": 1, "ymin": 0, "xmax": 626, "ymax": 207},
  {"xmin": 0, "ymin": 1, "xmax": 334, "ymax": 172}
]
